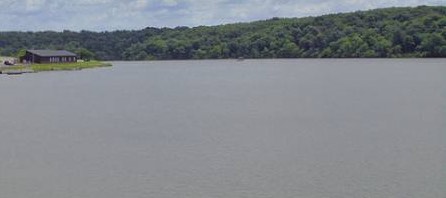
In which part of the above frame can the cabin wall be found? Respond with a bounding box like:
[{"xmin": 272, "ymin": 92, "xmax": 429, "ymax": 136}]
[
  {"xmin": 21, "ymin": 52, "xmax": 77, "ymax": 64},
  {"xmin": 46, "ymin": 56, "xmax": 77, "ymax": 63}
]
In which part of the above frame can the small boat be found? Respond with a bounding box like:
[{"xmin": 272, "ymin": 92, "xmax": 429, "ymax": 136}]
[{"xmin": 237, "ymin": 57, "xmax": 245, "ymax": 61}]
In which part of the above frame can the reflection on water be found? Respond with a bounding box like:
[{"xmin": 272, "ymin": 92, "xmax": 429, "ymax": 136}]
[{"xmin": 0, "ymin": 59, "xmax": 445, "ymax": 198}]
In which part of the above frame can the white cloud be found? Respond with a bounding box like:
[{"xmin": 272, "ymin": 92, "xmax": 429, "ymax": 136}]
[
  {"xmin": 162, "ymin": 0, "xmax": 178, "ymax": 6},
  {"xmin": 25, "ymin": 0, "xmax": 47, "ymax": 11},
  {"xmin": 134, "ymin": 0, "xmax": 149, "ymax": 9},
  {"xmin": 0, "ymin": 0, "xmax": 443, "ymax": 31},
  {"xmin": 71, "ymin": 0, "xmax": 112, "ymax": 5}
]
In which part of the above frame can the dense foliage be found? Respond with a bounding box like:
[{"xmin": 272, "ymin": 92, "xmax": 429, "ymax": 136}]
[{"xmin": 1, "ymin": 6, "xmax": 445, "ymax": 60}]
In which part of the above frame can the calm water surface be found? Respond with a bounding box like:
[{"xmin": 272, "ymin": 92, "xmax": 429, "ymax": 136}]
[{"xmin": 0, "ymin": 59, "xmax": 445, "ymax": 198}]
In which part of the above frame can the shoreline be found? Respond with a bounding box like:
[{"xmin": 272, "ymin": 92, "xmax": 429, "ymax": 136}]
[{"xmin": 0, "ymin": 61, "xmax": 112, "ymax": 74}]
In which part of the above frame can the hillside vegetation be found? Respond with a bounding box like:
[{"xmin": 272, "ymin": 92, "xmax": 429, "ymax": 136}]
[{"xmin": 0, "ymin": 6, "xmax": 445, "ymax": 60}]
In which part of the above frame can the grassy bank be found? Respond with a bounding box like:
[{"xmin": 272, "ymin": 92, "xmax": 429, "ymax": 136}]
[
  {"xmin": 30, "ymin": 61, "xmax": 112, "ymax": 71},
  {"xmin": 0, "ymin": 61, "xmax": 112, "ymax": 73}
]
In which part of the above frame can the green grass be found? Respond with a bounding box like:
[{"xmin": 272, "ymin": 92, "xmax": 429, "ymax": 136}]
[
  {"xmin": 0, "ymin": 65, "xmax": 26, "ymax": 71},
  {"xmin": 0, "ymin": 61, "xmax": 112, "ymax": 73},
  {"xmin": 31, "ymin": 61, "xmax": 112, "ymax": 71}
]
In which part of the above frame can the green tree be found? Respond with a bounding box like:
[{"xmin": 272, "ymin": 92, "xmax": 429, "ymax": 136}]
[
  {"xmin": 420, "ymin": 33, "xmax": 446, "ymax": 57},
  {"xmin": 15, "ymin": 49, "xmax": 27, "ymax": 59},
  {"xmin": 76, "ymin": 48, "xmax": 95, "ymax": 61},
  {"xmin": 330, "ymin": 34, "xmax": 370, "ymax": 57}
]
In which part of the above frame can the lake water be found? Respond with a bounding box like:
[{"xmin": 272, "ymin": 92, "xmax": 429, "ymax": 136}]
[{"xmin": 0, "ymin": 59, "xmax": 445, "ymax": 198}]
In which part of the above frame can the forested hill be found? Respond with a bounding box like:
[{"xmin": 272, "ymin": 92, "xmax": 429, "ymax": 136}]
[{"xmin": 1, "ymin": 6, "xmax": 445, "ymax": 60}]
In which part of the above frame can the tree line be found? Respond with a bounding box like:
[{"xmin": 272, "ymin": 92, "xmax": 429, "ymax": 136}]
[{"xmin": 0, "ymin": 6, "xmax": 445, "ymax": 60}]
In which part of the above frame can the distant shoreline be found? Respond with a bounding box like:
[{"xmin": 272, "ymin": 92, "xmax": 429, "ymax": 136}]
[{"xmin": 1, "ymin": 6, "xmax": 445, "ymax": 60}]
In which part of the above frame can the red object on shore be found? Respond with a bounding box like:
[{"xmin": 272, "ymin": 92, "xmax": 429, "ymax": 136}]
[{"xmin": 4, "ymin": 60, "xmax": 14, "ymax": 65}]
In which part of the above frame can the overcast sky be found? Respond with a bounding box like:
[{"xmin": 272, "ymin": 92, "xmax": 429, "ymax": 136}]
[{"xmin": 0, "ymin": 0, "xmax": 444, "ymax": 31}]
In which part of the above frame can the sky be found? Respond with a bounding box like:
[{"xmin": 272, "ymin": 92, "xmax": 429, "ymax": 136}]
[{"xmin": 0, "ymin": 0, "xmax": 444, "ymax": 31}]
